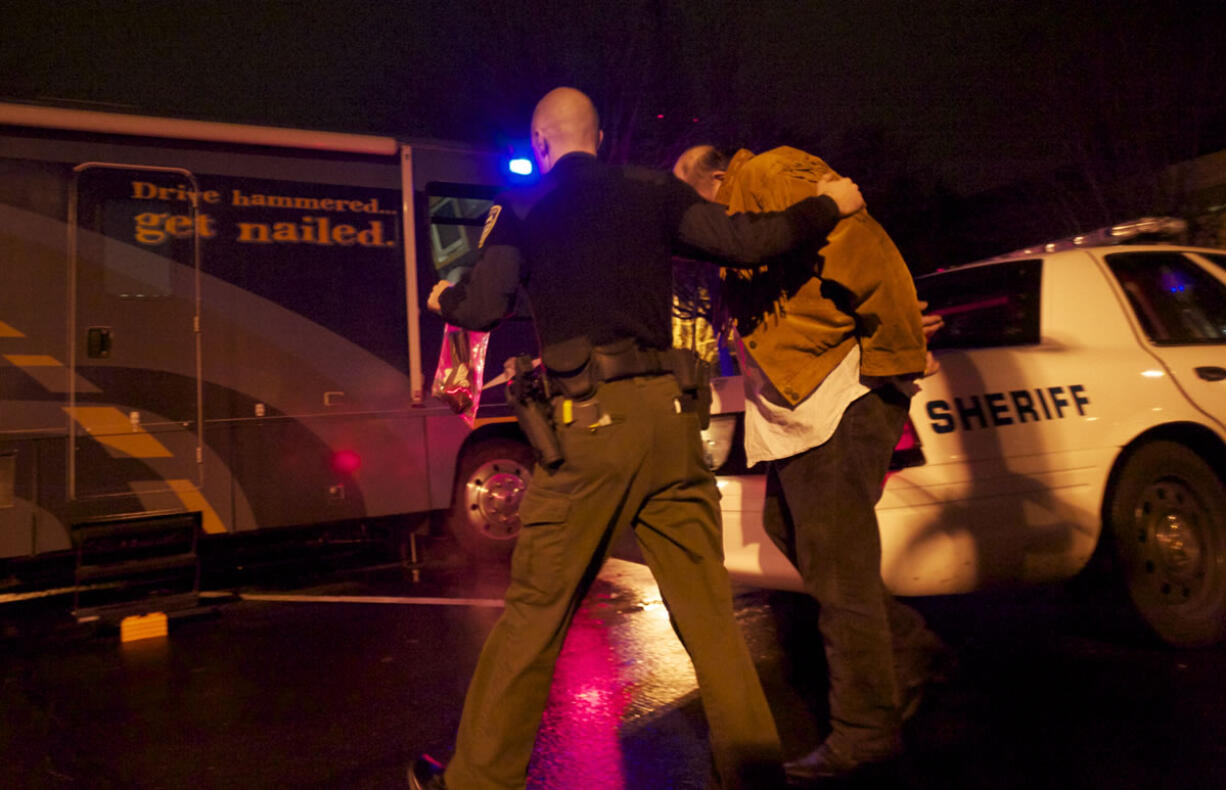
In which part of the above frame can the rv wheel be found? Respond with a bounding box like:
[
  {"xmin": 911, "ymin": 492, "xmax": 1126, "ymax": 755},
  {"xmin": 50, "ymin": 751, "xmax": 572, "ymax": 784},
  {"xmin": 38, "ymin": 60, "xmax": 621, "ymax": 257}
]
[{"xmin": 446, "ymin": 438, "xmax": 534, "ymax": 561}]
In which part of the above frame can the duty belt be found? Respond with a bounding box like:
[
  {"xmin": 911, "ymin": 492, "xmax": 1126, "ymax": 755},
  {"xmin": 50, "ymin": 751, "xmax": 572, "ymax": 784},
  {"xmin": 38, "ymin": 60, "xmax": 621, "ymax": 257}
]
[
  {"xmin": 543, "ymin": 339, "xmax": 711, "ymax": 428},
  {"xmin": 591, "ymin": 341, "xmax": 682, "ymax": 382},
  {"xmin": 546, "ymin": 339, "xmax": 694, "ymax": 400}
]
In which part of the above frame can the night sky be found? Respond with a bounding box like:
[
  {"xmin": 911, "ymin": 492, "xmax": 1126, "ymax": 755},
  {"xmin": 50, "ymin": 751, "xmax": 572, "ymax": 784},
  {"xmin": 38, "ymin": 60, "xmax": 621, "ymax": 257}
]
[{"xmin": 3, "ymin": 0, "xmax": 1225, "ymax": 260}]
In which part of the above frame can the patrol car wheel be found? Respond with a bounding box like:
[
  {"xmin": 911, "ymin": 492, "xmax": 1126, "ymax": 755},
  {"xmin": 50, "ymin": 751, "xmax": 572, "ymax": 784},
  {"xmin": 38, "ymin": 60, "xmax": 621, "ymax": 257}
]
[
  {"xmin": 1108, "ymin": 441, "xmax": 1226, "ymax": 647},
  {"xmin": 445, "ymin": 439, "xmax": 534, "ymax": 561}
]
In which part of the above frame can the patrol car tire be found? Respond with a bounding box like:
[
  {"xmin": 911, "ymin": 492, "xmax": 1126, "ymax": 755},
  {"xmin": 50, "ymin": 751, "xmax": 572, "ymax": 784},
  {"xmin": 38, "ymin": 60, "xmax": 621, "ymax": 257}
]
[
  {"xmin": 1108, "ymin": 441, "xmax": 1226, "ymax": 648},
  {"xmin": 445, "ymin": 438, "xmax": 534, "ymax": 562}
]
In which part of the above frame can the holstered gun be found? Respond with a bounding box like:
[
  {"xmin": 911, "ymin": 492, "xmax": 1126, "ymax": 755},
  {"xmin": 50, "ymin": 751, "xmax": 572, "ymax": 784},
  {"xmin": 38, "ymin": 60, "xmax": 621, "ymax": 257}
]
[
  {"xmin": 505, "ymin": 355, "xmax": 564, "ymax": 469},
  {"xmin": 666, "ymin": 348, "xmax": 712, "ymax": 429}
]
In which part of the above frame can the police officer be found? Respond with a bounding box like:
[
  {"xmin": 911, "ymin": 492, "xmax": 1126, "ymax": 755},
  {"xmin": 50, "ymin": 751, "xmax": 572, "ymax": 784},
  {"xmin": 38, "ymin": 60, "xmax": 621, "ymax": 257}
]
[{"xmin": 410, "ymin": 87, "xmax": 864, "ymax": 790}]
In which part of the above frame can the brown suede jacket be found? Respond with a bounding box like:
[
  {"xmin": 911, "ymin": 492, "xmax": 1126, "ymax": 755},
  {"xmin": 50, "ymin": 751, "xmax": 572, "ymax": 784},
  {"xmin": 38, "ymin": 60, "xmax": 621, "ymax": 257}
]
[{"xmin": 716, "ymin": 146, "xmax": 927, "ymax": 406}]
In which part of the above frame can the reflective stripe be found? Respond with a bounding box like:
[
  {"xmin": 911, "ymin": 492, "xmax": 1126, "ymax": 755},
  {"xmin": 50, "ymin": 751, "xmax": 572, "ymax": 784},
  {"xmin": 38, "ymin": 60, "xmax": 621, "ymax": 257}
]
[
  {"xmin": 164, "ymin": 479, "xmax": 226, "ymax": 534},
  {"xmin": 6, "ymin": 354, "xmax": 102, "ymax": 393},
  {"xmin": 5, "ymin": 354, "xmax": 60, "ymax": 366},
  {"xmin": 63, "ymin": 406, "xmax": 173, "ymax": 458}
]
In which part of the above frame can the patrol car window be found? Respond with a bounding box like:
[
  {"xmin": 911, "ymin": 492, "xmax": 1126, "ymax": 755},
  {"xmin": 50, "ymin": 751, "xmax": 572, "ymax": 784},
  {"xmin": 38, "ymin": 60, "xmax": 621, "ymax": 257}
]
[
  {"xmin": 424, "ymin": 182, "xmax": 498, "ymax": 280},
  {"xmin": 1105, "ymin": 252, "xmax": 1226, "ymax": 344},
  {"xmin": 916, "ymin": 259, "xmax": 1042, "ymax": 349}
]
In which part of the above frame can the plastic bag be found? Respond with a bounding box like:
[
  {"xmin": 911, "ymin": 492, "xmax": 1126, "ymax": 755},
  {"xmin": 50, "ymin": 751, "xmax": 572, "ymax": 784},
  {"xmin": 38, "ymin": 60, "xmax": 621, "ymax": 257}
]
[{"xmin": 431, "ymin": 324, "xmax": 490, "ymax": 427}]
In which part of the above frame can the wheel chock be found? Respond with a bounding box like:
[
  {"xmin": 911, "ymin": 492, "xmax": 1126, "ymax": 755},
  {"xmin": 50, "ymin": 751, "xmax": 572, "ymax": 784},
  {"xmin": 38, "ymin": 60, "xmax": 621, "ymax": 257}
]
[{"xmin": 120, "ymin": 612, "xmax": 168, "ymax": 642}]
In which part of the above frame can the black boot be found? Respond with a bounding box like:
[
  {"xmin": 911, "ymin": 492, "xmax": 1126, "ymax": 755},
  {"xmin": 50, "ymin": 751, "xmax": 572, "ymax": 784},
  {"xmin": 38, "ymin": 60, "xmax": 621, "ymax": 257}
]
[{"xmin": 784, "ymin": 740, "xmax": 901, "ymax": 785}]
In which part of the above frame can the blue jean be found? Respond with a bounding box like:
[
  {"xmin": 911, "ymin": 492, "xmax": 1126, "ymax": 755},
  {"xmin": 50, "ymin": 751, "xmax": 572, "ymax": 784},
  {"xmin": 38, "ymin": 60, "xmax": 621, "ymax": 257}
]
[{"xmin": 762, "ymin": 385, "xmax": 917, "ymax": 759}]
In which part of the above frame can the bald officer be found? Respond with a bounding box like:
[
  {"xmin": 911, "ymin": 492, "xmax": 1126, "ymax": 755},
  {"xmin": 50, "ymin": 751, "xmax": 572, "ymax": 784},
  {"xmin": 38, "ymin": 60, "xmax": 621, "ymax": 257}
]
[{"xmin": 409, "ymin": 88, "xmax": 864, "ymax": 790}]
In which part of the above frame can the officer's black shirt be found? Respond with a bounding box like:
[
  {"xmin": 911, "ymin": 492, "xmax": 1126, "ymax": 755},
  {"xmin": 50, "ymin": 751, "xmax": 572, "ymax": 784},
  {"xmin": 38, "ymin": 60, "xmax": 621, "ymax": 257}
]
[{"xmin": 438, "ymin": 152, "xmax": 840, "ymax": 363}]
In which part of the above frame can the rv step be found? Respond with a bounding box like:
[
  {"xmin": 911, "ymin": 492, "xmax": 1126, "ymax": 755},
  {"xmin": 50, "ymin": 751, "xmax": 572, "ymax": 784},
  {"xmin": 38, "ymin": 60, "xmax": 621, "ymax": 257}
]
[
  {"xmin": 75, "ymin": 517, "xmax": 198, "ymax": 543},
  {"xmin": 75, "ymin": 552, "xmax": 198, "ymax": 583},
  {"xmin": 71, "ymin": 512, "xmax": 202, "ymax": 616},
  {"xmin": 74, "ymin": 592, "xmax": 211, "ymax": 625}
]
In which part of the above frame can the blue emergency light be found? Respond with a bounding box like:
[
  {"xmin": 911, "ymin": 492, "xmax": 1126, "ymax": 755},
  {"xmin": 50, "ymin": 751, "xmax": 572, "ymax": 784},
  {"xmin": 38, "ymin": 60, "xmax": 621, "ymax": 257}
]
[{"xmin": 508, "ymin": 157, "xmax": 534, "ymax": 176}]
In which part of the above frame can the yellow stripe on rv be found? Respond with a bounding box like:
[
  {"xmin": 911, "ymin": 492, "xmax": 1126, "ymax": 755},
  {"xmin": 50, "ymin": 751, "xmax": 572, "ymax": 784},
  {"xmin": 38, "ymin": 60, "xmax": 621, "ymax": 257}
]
[
  {"xmin": 164, "ymin": 479, "xmax": 226, "ymax": 534},
  {"xmin": 4, "ymin": 354, "xmax": 60, "ymax": 366},
  {"xmin": 0, "ymin": 321, "xmax": 27, "ymax": 337},
  {"xmin": 63, "ymin": 406, "xmax": 174, "ymax": 458},
  {"xmin": 5, "ymin": 354, "xmax": 102, "ymax": 393}
]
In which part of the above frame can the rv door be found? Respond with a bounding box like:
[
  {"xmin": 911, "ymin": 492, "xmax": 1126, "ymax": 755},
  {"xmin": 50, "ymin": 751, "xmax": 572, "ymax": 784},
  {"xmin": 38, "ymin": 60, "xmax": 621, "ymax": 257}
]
[{"xmin": 67, "ymin": 163, "xmax": 203, "ymax": 503}]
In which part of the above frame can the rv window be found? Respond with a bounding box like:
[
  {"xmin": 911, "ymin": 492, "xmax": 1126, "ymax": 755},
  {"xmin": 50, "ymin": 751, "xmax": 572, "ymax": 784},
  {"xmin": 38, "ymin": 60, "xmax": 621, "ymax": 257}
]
[
  {"xmin": 1201, "ymin": 252, "xmax": 1226, "ymax": 278},
  {"xmin": 75, "ymin": 167, "xmax": 179, "ymax": 301},
  {"xmin": 425, "ymin": 182, "xmax": 499, "ymax": 280},
  {"xmin": 101, "ymin": 200, "xmax": 174, "ymax": 299}
]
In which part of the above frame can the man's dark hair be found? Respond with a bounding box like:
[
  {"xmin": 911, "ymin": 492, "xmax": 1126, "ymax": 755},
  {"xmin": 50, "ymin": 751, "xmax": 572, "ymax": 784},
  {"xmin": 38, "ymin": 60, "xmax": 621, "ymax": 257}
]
[
  {"xmin": 695, "ymin": 146, "xmax": 734, "ymax": 175},
  {"xmin": 674, "ymin": 145, "xmax": 735, "ymax": 184}
]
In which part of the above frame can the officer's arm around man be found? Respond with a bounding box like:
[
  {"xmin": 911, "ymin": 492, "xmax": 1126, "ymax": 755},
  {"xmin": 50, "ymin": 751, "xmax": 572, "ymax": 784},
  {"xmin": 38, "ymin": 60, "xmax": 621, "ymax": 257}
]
[{"xmin": 429, "ymin": 142, "xmax": 863, "ymax": 335}]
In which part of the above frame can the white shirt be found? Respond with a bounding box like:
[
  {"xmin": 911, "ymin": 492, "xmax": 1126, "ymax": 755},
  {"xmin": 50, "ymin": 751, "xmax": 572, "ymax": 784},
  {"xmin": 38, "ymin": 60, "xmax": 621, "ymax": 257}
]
[{"xmin": 740, "ymin": 340, "xmax": 869, "ymax": 466}]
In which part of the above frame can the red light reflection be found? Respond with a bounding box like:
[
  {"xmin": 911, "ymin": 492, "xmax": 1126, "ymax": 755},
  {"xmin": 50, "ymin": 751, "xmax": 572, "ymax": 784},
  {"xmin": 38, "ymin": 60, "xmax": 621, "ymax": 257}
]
[
  {"xmin": 331, "ymin": 450, "xmax": 361, "ymax": 475},
  {"xmin": 894, "ymin": 418, "xmax": 918, "ymax": 453},
  {"xmin": 884, "ymin": 418, "xmax": 920, "ymax": 486},
  {"xmin": 527, "ymin": 604, "xmax": 630, "ymax": 789}
]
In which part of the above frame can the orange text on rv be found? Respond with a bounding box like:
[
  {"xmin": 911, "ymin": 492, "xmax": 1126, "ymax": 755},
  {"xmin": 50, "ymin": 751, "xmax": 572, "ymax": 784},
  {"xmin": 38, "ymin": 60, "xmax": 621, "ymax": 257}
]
[
  {"xmin": 236, "ymin": 217, "xmax": 394, "ymax": 247},
  {"xmin": 134, "ymin": 212, "xmax": 218, "ymax": 244}
]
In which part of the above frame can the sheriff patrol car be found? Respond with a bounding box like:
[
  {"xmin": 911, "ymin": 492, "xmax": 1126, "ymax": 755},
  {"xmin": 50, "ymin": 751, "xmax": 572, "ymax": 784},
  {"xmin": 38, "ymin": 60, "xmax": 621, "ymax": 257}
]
[{"xmin": 707, "ymin": 218, "xmax": 1226, "ymax": 648}]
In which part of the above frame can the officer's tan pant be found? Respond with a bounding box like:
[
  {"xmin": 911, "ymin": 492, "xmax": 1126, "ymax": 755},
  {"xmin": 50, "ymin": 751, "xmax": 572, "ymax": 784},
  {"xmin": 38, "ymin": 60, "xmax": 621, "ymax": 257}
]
[{"xmin": 445, "ymin": 375, "xmax": 782, "ymax": 790}]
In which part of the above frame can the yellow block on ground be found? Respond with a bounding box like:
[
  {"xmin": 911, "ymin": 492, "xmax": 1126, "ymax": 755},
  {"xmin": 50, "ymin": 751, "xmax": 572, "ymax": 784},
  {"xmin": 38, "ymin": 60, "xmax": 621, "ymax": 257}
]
[{"xmin": 120, "ymin": 612, "xmax": 168, "ymax": 642}]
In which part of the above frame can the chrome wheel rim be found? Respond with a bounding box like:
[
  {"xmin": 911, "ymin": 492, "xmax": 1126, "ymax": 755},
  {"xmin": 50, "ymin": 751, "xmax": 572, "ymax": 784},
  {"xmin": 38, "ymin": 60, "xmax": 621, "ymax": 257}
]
[
  {"xmin": 1131, "ymin": 478, "xmax": 1209, "ymax": 605},
  {"xmin": 461, "ymin": 458, "xmax": 529, "ymax": 541}
]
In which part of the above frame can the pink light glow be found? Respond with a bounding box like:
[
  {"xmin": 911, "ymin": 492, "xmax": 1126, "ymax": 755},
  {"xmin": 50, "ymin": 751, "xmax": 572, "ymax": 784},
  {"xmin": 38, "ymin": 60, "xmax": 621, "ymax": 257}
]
[
  {"xmin": 527, "ymin": 604, "xmax": 630, "ymax": 789},
  {"xmin": 330, "ymin": 450, "xmax": 361, "ymax": 475},
  {"xmin": 894, "ymin": 418, "xmax": 918, "ymax": 453},
  {"xmin": 883, "ymin": 419, "xmax": 920, "ymax": 486}
]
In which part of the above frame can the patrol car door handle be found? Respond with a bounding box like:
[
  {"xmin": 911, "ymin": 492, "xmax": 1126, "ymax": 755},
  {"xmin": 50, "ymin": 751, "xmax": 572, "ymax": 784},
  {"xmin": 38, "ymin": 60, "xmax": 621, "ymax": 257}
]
[{"xmin": 1195, "ymin": 366, "xmax": 1226, "ymax": 382}]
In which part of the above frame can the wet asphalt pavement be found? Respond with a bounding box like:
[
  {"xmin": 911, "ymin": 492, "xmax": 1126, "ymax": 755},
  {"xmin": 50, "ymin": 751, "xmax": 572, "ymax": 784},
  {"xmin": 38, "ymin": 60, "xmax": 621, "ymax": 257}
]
[{"xmin": 2, "ymin": 537, "xmax": 1224, "ymax": 790}]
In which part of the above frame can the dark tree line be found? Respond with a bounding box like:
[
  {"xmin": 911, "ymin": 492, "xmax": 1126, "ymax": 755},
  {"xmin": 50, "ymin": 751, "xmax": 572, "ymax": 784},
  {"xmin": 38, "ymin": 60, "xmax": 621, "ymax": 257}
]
[{"xmin": 4, "ymin": 2, "xmax": 1224, "ymax": 268}]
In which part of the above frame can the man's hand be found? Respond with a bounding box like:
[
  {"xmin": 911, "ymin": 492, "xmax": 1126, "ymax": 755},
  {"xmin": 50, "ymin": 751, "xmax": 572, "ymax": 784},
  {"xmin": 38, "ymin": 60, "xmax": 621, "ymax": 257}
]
[
  {"xmin": 427, "ymin": 280, "xmax": 452, "ymax": 314},
  {"xmin": 918, "ymin": 301, "xmax": 944, "ymax": 376},
  {"xmin": 816, "ymin": 175, "xmax": 864, "ymax": 216},
  {"xmin": 918, "ymin": 301, "xmax": 945, "ymax": 340}
]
